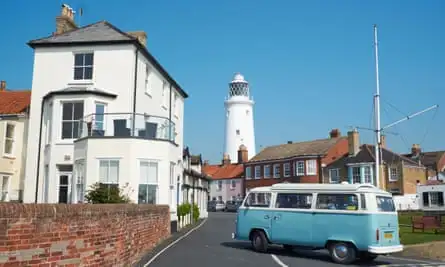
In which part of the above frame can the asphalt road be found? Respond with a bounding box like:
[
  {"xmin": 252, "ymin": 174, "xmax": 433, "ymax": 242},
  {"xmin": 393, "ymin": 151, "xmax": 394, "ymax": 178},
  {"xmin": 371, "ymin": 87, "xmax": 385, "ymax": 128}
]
[{"xmin": 146, "ymin": 212, "xmax": 445, "ymax": 267}]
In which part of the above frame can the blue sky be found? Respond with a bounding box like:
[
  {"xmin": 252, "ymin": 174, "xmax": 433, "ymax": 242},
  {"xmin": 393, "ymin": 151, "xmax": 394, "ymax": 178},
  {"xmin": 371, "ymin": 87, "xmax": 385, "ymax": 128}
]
[{"xmin": 2, "ymin": 0, "xmax": 444, "ymax": 163}]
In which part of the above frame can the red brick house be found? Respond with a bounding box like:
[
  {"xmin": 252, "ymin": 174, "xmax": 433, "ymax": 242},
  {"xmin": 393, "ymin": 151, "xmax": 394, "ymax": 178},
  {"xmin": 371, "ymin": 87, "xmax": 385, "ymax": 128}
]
[
  {"xmin": 244, "ymin": 129, "xmax": 349, "ymax": 191},
  {"xmin": 402, "ymin": 144, "xmax": 445, "ymax": 180}
]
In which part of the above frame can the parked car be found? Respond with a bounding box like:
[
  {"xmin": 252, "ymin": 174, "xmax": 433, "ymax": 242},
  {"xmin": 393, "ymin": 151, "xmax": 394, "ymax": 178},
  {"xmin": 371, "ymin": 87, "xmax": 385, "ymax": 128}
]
[
  {"xmin": 215, "ymin": 200, "xmax": 226, "ymax": 211},
  {"xmin": 207, "ymin": 200, "xmax": 216, "ymax": 212},
  {"xmin": 226, "ymin": 200, "xmax": 243, "ymax": 212}
]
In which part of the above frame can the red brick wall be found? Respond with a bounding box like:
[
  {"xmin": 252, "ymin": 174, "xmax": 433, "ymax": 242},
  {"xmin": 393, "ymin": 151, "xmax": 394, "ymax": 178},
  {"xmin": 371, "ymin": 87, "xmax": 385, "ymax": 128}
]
[{"xmin": 0, "ymin": 204, "xmax": 170, "ymax": 267}]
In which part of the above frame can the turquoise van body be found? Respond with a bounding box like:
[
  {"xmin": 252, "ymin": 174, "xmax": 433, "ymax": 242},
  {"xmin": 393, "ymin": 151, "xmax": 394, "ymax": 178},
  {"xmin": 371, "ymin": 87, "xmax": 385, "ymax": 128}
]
[{"xmin": 232, "ymin": 183, "xmax": 403, "ymax": 264}]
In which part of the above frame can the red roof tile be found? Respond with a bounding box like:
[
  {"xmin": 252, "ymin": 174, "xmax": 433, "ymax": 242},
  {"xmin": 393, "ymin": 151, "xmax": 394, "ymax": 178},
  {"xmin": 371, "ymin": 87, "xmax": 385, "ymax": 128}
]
[
  {"xmin": 202, "ymin": 164, "xmax": 244, "ymax": 180},
  {"xmin": 0, "ymin": 90, "xmax": 31, "ymax": 114}
]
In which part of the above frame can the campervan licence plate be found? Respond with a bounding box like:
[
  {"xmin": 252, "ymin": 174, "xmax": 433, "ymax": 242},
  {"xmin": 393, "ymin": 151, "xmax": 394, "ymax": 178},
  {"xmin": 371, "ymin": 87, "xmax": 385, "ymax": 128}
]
[{"xmin": 384, "ymin": 232, "xmax": 393, "ymax": 239}]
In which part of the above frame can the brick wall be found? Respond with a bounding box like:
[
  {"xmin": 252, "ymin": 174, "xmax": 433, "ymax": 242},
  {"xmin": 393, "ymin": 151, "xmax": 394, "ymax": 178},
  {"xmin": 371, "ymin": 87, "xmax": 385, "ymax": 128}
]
[{"xmin": 0, "ymin": 204, "xmax": 170, "ymax": 267}]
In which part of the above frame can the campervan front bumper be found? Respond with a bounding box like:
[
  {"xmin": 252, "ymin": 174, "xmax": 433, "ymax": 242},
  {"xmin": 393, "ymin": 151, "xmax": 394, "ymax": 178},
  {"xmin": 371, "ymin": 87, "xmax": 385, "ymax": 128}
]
[{"xmin": 368, "ymin": 245, "xmax": 403, "ymax": 254}]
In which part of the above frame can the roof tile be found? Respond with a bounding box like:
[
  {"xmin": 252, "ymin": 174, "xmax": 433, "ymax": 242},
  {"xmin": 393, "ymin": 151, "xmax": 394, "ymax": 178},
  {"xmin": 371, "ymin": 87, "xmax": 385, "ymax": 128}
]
[
  {"xmin": 202, "ymin": 164, "xmax": 243, "ymax": 180},
  {"xmin": 0, "ymin": 90, "xmax": 31, "ymax": 114}
]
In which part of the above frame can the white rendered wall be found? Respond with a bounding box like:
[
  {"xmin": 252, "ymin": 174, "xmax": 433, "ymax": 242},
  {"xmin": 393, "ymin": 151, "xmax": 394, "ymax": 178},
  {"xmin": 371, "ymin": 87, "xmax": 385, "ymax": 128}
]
[{"xmin": 224, "ymin": 96, "xmax": 256, "ymax": 162}]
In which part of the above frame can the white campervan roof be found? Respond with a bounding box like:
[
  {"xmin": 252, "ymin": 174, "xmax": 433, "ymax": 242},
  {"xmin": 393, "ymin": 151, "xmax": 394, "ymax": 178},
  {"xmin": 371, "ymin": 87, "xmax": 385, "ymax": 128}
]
[{"xmin": 249, "ymin": 183, "xmax": 390, "ymax": 195}]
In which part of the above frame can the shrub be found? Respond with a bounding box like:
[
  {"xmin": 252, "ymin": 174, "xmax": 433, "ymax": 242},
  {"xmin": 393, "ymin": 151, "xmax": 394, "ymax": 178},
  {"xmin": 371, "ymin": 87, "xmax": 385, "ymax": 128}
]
[
  {"xmin": 85, "ymin": 182, "xmax": 132, "ymax": 204},
  {"xmin": 192, "ymin": 203, "xmax": 200, "ymax": 222}
]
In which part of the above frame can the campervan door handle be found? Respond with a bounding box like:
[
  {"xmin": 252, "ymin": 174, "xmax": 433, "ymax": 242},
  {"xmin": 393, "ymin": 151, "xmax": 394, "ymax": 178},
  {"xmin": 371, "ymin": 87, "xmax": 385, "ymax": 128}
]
[
  {"xmin": 264, "ymin": 215, "xmax": 270, "ymax": 219},
  {"xmin": 273, "ymin": 215, "xmax": 281, "ymax": 220}
]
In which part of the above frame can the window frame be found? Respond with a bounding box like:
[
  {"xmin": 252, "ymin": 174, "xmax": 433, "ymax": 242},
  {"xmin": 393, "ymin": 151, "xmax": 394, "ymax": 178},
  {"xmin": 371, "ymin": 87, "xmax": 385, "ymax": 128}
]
[
  {"xmin": 352, "ymin": 166, "xmax": 361, "ymax": 184},
  {"xmin": 389, "ymin": 167, "xmax": 399, "ymax": 182},
  {"xmin": 73, "ymin": 52, "xmax": 94, "ymax": 81},
  {"xmin": 273, "ymin": 164, "xmax": 280, "ymax": 178},
  {"xmin": 243, "ymin": 192, "xmax": 272, "ymax": 208},
  {"xmin": 315, "ymin": 193, "xmax": 359, "ymax": 211},
  {"xmin": 329, "ymin": 168, "xmax": 340, "ymax": 184},
  {"xmin": 306, "ymin": 159, "xmax": 317, "ymax": 175},
  {"xmin": 98, "ymin": 159, "xmax": 120, "ymax": 187},
  {"xmin": 0, "ymin": 174, "xmax": 10, "ymax": 202},
  {"xmin": 363, "ymin": 166, "xmax": 372, "ymax": 184},
  {"xmin": 245, "ymin": 166, "xmax": 252, "ymax": 180},
  {"xmin": 295, "ymin": 161, "xmax": 305, "ymax": 176},
  {"xmin": 138, "ymin": 160, "xmax": 159, "ymax": 204},
  {"xmin": 61, "ymin": 101, "xmax": 84, "ymax": 140},
  {"xmin": 162, "ymin": 81, "xmax": 169, "ymax": 109},
  {"xmin": 254, "ymin": 166, "xmax": 261, "ymax": 179},
  {"xmin": 74, "ymin": 160, "xmax": 86, "ymax": 203},
  {"xmin": 217, "ymin": 180, "xmax": 223, "ymax": 191},
  {"xmin": 3, "ymin": 122, "xmax": 15, "ymax": 157},
  {"xmin": 283, "ymin": 163, "xmax": 291, "ymax": 177},
  {"xmin": 230, "ymin": 179, "xmax": 236, "ymax": 189},
  {"xmin": 264, "ymin": 165, "xmax": 271, "ymax": 178},
  {"xmin": 144, "ymin": 63, "xmax": 152, "ymax": 95},
  {"xmin": 275, "ymin": 192, "xmax": 313, "ymax": 210}
]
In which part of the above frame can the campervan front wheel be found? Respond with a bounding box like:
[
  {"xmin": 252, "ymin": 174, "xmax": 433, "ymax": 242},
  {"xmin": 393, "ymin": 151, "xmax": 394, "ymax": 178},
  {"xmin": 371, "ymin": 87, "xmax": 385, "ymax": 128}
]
[
  {"xmin": 251, "ymin": 230, "xmax": 268, "ymax": 253},
  {"xmin": 328, "ymin": 242, "xmax": 357, "ymax": 265}
]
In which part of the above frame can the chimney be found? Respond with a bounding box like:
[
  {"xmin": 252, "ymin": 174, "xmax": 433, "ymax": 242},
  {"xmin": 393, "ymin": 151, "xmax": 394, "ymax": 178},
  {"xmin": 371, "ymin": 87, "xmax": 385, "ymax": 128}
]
[
  {"xmin": 287, "ymin": 141, "xmax": 293, "ymax": 144},
  {"xmin": 222, "ymin": 153, "xmax": 231, "ymax": 165},
  {"xmin": 237, "ymin": 145, "xmax": 249, "ymax": 164},
  {"xmin": 56, "ymin": 4, "xmax": 78, "ymax": 34},
  {"xmin": 380, "ymin": 134, "xmax": 386, "ymax": 148},
  {"xmin": 203, "ymin": 160, "xmax": 209, "ymax": 166},
  {"xmin": 0, "ymin": 81, "xmax": 5, "ymax": 92},
  {"xmin": 347, "ymin": 129, "xmax": 360, "ymax": 156},
  {"xmin": 411, "ymin": 144, "xmax": 421, "ymax": 155},
  {"xmin": 329, "ymin": 128, "xmax": 341, "ymax": 138},
  {"xmin": 127, "ymin": 31, "xmax": 147, "ymax": 47}
]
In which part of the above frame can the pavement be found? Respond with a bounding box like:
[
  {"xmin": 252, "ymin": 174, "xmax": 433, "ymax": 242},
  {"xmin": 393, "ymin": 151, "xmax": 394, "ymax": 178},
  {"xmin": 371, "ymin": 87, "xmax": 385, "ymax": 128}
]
[{"xmin": 143, "ymin": 212, "xmax": 445, "ymax": 267}]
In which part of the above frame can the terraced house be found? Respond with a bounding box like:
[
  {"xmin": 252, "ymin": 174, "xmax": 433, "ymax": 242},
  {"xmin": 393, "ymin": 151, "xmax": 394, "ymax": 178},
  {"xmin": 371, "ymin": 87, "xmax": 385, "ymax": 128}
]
[
  {"xmin": 0, "ymin": 82, "xmax": 31, "ymax": 202},
  {"xmin": 324, "ymin": 130, "xmax": 433, "ymax": 195},
  {"xmin": 244, "ymin": 129, "xmax": 349, "ymax": 191}
]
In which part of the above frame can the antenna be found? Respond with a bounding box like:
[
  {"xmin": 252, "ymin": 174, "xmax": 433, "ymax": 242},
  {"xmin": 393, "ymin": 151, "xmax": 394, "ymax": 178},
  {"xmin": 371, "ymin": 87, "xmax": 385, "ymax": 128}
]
[
  {"xmin": 373, "ymin": 24, "xmax": 382, "ymax": 189},
  {"xmin": 77, "ymin": 7, "xmax": 84, "ymax": 26}
]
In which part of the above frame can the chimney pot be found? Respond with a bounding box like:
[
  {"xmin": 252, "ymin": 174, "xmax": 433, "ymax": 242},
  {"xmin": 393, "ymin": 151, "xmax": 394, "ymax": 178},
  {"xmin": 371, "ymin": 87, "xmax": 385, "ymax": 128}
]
[
  {"xmin": 287, "ymin": 141, "xmax": 293, "ymax": 144},
  {"xmin": 0, "ymin": 81, "xmax": 5, "ymax": 91},
  {"xmin": 347, "ymin": 130, "xmax": 360, "ymax": 156},
  {"xmin": 380, "ymin": 135, "xmax": 386, "ymax": 148},
  {"xmin": 127, "ymin": 31, "xmax": 147, "ymax": 47},
  {"xmin": 222, "ymin": 153, "xmax": 231, "ymax": 165},
  {"xmin": 411, "ymin": 144, "xmax": 421, "ymax": 155},
  {"xmin": 329, "ymin": 128, "xmax": 341, "ymax": 138}
]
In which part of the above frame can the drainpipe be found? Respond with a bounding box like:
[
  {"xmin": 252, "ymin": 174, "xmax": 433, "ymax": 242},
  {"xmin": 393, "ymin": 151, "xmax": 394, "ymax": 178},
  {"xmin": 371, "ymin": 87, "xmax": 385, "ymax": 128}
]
[
  {"xmin": 131, "ymin": 49, "xmax": 139, "ymax": 135},
  {"xmin": 35, "ymin": 98, "xmax": 46, "ymax": 203},
  {"xmin": 317, "ymin": 155, "xmax": 323, "ymax": 183}
]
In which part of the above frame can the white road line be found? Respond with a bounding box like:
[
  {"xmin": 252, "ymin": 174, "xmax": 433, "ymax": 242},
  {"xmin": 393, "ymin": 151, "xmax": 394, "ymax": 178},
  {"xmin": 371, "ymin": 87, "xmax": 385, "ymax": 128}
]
[
  {"xmin": 143, "ymin": 218, "xmax": 208, "ymax": 266},
  {"xmin": 382, "ymin": 255, "xmax": 444, "ymax": 264},
  {"xmin": 271, "ymin": 254, "xmax": 289, "ymax": 267}
]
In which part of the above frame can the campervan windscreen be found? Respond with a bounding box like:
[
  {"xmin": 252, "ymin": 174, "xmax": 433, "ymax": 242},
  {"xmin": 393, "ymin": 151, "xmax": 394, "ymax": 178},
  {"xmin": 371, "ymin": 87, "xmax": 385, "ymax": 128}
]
[{"xmin": 376, "ymin": 196, "xmax": 396, "ymax": 212}]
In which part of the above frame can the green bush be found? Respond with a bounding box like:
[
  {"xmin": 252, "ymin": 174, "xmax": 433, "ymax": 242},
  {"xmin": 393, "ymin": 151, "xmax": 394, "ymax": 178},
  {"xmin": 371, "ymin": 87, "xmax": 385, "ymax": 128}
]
[
  {"xmin": 192, "ymin": 203, "xmax": 200, "ymax": 222},
  {"xmin": 84, "ymin": 183, "xmax": 132, "ymax": 204}
]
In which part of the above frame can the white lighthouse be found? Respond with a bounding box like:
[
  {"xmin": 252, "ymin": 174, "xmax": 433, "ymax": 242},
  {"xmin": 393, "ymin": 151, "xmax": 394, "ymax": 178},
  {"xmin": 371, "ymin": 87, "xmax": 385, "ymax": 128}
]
[{"xmin": 224, "ymin": 73, "xmax": 256, "ymax": 162}]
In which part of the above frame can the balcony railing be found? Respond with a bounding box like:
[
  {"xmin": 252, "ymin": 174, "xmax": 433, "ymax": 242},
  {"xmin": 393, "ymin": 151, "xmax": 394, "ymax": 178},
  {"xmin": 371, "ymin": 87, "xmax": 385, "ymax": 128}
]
[{"xmin": 78, "ymin": 112, "xmax": 176, "ymax": 142}]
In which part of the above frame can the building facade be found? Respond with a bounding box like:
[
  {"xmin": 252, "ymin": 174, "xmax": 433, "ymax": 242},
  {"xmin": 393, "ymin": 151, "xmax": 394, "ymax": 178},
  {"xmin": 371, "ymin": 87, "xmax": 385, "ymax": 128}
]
[
  {"xmin": 244, "ymin": 129, "xmax": 349, "ymax": 191},
  {"xmin": 0, "ymin": 82, "xmax": 31, "ymax": 202},
  {"xmin": 203, "ymin": 145, "xmax": 248, "ymax": 202},
  {"xmin": 23, "ymin": 5, "xmax": 187, "ymax": 222},
  {"xmin": 224, "ymin": 73, "xmax": 256, "ymax": 162}
]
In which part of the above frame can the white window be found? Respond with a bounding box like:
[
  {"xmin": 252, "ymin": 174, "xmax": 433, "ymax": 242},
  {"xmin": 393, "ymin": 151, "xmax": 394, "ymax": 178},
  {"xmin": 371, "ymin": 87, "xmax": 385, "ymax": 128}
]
[
  {"xmin": 306, "ymin": 160, "xmax": 317, "ymax": 175},
  {"xmin": 139, "ymin": 161, "xmax": 158, "ymax": 204},
  {"xmin": 254, "ymin": 166, "xmax": 261, "ymax": 179},
  {"xmin": 169, "ymin": 162, "xmax": 175, "ymax": 207},
  {"xmin": 217, "ymin": 180, "xmax": 222, "ymax": 191},
  {"xmin": 363, "ymin": 166, "xmax": 372, "ymax": 184},
  {"xmin": 423, "ymin": 192, "xmax": 444, "ymax": 207},
  {"xmin": 74, "ymin": 160, "xmax": 85, "ymax": 203},
  {"xmin": 230, "ymin": 180, "xmax": 236, "ymax": 189},
  {"xmin": 329, "ymin": 169, "xmax": 340, "ymax": 184},
  {"xmin": 231, "ymin": 195, "xmax": 236, "ymax": 201},
  {"xmin": 145, "ymin": 64, "xmax": 151, "ymax": 95},
  {"xmin": 61, "ymin": 102, "xmax": 84, "ymax": 139},
  {"xmin": 389, "ymin": 167, "xmax": 399, "ymax": 182},
  {"xmin": 352, "ymin": 166, "xmax": 361, "ymax": 183},
  {"xmin": 73, "ymin": 53, "xmax": 93, "ymax": 80},
  {"xmin": 3, "ymin": 123, "xmax": 15, "ymax": 156},
  {"xmin": 245, "ymin": 166, "xmax": 252, "ymax": 179},
  {"xmin": 173, "ymin": 93, "xmax": 179, "ymax": 117},
  {"xmin": 94, "ymin": 103, "xmax": 106, "ymax": 131},
  {"xmin": 295, "ymin": 161, "xmax": 304, "ymax": 176},
  {"xmin": 99, "ymin": 159, "xmax": 119, "ymax": 189},
  {"xmin": 264, "ymin": 165, "xmax": 271, "ymax": 178},
  {"xmin": 273, "ymin": 164, "xmax": 280, "ymax": 178},
  {"xmin": 162, "ymin": 81, "xmax": 169, "ymax": 108},
  {"xmin": 0, "ymin": 175, "xmax": 9, "ymax": 201},
  {"xmin": 284, "ymin": 163, "xmax": 291, "ymax": 177}
]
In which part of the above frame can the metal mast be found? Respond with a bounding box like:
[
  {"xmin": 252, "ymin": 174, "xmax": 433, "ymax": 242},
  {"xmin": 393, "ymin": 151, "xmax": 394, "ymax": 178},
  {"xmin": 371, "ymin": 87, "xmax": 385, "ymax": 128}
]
[{"xmin": 373, "ymin": 24, "xmax": 382, "ymax": 188}]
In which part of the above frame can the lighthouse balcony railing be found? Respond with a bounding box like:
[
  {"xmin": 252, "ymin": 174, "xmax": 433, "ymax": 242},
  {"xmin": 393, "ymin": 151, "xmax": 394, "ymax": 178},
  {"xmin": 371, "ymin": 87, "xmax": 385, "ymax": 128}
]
[{"xmin": 77, "ymin": 112, "xmax": 176, "ymax": 143}]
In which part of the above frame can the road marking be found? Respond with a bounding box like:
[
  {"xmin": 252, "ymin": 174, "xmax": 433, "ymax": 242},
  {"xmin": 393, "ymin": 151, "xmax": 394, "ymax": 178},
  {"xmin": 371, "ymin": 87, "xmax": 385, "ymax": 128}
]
[
  {"xmin": 271, "ymin": 254, "xmax": 289, "ymax": 267},
  {"xmin": 143, "ymin": 218, "xmax": 208, "ymax": 266},
  {"xmin": 382, "ymin": 255, "xmax": 444, "ymax": 264}
]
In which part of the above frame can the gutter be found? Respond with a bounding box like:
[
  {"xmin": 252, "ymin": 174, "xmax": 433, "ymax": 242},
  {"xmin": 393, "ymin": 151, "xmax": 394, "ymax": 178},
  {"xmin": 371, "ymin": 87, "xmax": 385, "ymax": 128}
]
[
  {"xmin": 0, "ymin": 113, "xmax": 28, "ymax": 119},
  {"xmin": 131, "ymin": 49, "xmax": 139, "ymax": 134}
]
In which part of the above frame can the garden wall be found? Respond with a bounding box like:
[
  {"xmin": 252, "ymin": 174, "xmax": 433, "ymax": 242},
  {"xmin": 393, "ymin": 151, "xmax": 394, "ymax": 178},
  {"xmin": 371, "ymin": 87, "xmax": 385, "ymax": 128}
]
[{"xmin": 0, "ymin": 204, "xmax": 170, "ymax": 267}]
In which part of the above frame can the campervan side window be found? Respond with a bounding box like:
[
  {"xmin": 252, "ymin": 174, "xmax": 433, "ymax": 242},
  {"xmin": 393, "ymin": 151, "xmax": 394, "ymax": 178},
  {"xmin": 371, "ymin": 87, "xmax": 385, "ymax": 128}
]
[
  {"xmin": 360, "ymin": 194, "xmax": 367, "ymax": 210},
  {"xmin": 275, "ymin": 193, "xmax": 312, "ymax": 209},
  {"xmin": 376, "ymin": 196, "xmax": 396, "ymax": 212},
  {"xmin": 244, "ymin": 192, "xmax": 271, "ymax": 208},
  {"xmin": 316, "ymin": 194, "xmax": 358, "ymax": 210}
]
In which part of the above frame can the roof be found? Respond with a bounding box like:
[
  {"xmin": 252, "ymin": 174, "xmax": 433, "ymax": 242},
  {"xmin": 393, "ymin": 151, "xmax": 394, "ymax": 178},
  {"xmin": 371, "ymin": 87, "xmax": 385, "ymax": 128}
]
[
  {"xmin": 202, "ymin": 164, "xmax": 244, "ymax": 180},
  {"xmin": 0, "ymin": 90, "xmax": 31, "ymax": 115},
  {"xmin": 27, "ymin": 21, "xmax": 188, "ymax": 98},
  {"xmin": 250, "ymin": 183, "xmax": 390, "ymax": 195},
  {"xmin": 43, "ymin": 87, "xmax": 117, "ymax": 100},
  {"xmin": 249, "ymin": 137, "xmax": 347, "ymax": 163},
  {"xmin": 327, "ymin": 144, "xmax": 421, "ymax": 167},
  {"xmin": 402, "ymin": 151, "xmax": 445, "ymax": 168}
]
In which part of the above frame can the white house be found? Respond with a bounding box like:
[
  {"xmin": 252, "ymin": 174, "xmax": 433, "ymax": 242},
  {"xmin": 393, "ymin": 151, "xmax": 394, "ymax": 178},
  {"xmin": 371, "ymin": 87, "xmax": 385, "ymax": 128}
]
[{"xmin": 23, "ymin": 5, "xmax": 188, "ymax": 223}]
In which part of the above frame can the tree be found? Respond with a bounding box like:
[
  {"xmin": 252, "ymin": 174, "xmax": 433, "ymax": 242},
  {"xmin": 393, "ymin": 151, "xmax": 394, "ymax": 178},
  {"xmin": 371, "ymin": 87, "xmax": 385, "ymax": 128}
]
[{"xmin": 84, "ymin": 183, "xmax": 132, "ymax": 204}]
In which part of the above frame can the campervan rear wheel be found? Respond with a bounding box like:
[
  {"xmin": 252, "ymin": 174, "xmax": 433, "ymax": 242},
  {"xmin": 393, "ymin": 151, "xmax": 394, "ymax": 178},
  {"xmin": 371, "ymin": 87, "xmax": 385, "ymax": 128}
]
[
  {"xmin": 251, "ymin": 230, "xmax": 268, "ymax": 253},
  {"xmin": 328, "ymin": 242, "xmax": 357, "ymax": 265}
]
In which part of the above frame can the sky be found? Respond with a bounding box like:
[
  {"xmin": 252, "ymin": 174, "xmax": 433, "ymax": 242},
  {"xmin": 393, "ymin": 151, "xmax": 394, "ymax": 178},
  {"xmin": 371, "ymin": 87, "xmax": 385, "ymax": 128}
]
[{"xmin": 1, "ymin": 0, "xmax": 444, "ymax": 164}]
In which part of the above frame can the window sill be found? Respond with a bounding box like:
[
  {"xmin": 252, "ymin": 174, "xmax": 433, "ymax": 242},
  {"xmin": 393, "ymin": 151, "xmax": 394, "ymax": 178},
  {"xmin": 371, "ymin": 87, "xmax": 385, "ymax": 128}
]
[
  {"xmin": 306, "ymin": 173, "xmax": 317, "ymax": 176},
  {"xmin": 2, "ymin": 154, "xmax": 15, "ymax": 160},
  {"xmin": 68, "ymin": 80, "xmax": 94, "ymax": 86},
  {"xmin": 389, "ymin": 179, "xmax": 399, "ymax": 183}
]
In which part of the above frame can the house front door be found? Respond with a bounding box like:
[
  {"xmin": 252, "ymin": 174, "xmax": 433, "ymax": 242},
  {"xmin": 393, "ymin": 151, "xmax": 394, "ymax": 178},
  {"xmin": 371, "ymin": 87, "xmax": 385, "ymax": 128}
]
[{"xmin": 58, "ymin": 172, "xmax": 72, "ymax": 203}]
